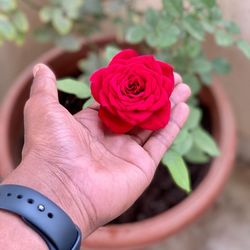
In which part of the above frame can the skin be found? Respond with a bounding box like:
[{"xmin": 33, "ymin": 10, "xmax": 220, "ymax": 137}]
[{"xmin": 0, "ymin": 64, "xmax": 191, "ymax": 249}]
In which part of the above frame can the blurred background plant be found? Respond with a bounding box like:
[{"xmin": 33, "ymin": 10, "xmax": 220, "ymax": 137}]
[{"xmin": 1, "ymin": 0, "xmax": 249, "ymax": 192}]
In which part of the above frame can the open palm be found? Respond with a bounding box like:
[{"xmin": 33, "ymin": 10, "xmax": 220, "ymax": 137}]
[{"xmin": 21, "ymin": 64, "xmax": 190, "ymax": 236}]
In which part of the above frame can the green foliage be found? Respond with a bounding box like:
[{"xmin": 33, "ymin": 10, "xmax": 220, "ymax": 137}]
[
  {"xmin": 0, "ymin": 0, "xmax": 28, "ymax": 45},
  {"xmin": 126, "ymin": 25, "xmax": 146, "ymax": 43},
  {"xmin": 57, "ymin": 79, "xmax": 91, "ymax": 99},
  {"xmin": 82, "ymin": 97, "xmax": 94, "ymax": 109},
  {"xmin": 1, "ymin": 0, "xmax": 248, "ymax": 192},
  {"xmin": 215, "ymin": 30, "xmax": 234, "ymax": 47},
  {"xmin": 185, "ymin": 145, "xmax": 210, "ymax": 164},
  {"xmin": 105, "ymin": 45, "xmax": 120, "ymax": 63},
  {"xmin": 184, "ymin": 107, "xmax": 202, "ymax": 130},
  {"xmin": 0, "ymin": 0, "xmax": 105, "ymax": 49},
  {"xmin": 0, "ymin": 0, "xmax": 16, "ymax": 12},
  {"xmin": 12, "ymin": 11, "xmax": 29, "ymax": 33},
  {"xmin": 237, "ymin": 40, "xmax": 250, "ymax": 59},
  {"xmin": 212, "ymin": 58, "xmax": 231, "ymax": 74},
  {"xmin": 162, "ymin": 150, "xmax": 191, "ymax": 193},
  {"xmin": 192, "ymin": 127, "xmax": 220, "ymax": 157}
]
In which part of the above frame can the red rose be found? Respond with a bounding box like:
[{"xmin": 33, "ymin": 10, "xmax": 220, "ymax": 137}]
[{"xmin": 90, "ymin": 49, "xmax": 174, "ymax": 133}]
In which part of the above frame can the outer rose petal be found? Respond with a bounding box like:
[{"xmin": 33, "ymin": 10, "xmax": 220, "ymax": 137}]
[
  {"xmin": 99, "ymin": 107, "xmax": 133, "ymax": 133},
  {"xmin": 109, "ymin": 49, "xmax": 139, "ymax": 65},
  {"xmin": 90, "ymin": 68, "xmax": 107, "ymax": 102},
  {"xmin": 157, "ymin": 60, "xmax": 174, "ymax": 76},
  {"xmin": 139, "ymin": 101, "xmax": 171, "ymax": 130}
]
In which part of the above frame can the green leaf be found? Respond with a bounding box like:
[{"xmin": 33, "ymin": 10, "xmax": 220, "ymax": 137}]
[
  {"xmin": 212, "ymin": 58, "xmax": 231, "ymax": 74},
  {"xmin": 83, "ymin": 0, "xmax": 102, "ymax": 15},
  {"xmin": 105, "ymin": 45, "xmax": 120, "ymax": 63},
  {"xmin": 0, "ymin": 15, "xmax": 16, "ymax": 40},
  {"xmin": 157, "ymin": 25, "xmax": 180, "ymax": 48},
  {"xmin": 201, "ymin": 19, "xmax": 214, "ymax": 33},
  {"xmin": 237, "ymin": 40, "xmax": 250, "ymax": 59},
  {"xmin": 185, "ymin": 145, "xmax": 210, "ymax": 164},
  {"xmin": 172, "ymin": 133, "xmax": 193, "ymax": 156},
  {"xmin": 55, "ymin": 35, "xmax": 81, "ymax": 51},
  {"xmin": 215, "ymin": 30, "xmax": 234, "ymax": 47},
  {"xmin": 174, "ymin": 129, "xmax": 189, "ymax": 145},
  {"xmin": 188, "ymin": 97, "xmax": 199, "ymax": 106},
  {"xmin": 78, "ymin": 52, "xmax": 103, "ymax": 76},
  {"xmin": 39, "ymin": 6, "xmax": 54, "ymax": 23},
  {"xmin": 183, "ymin": 16, "xmax": 205, "ymax": 41},
  {"xmin": 144, "ymin": 8, "xmax": 158, "ymax": 28},
  {"xmin": 57, "ymin": 79, "xmax": 91, "ymax": 99},
  {"xmin": 12, "ymin": 11, "xmax": 29, "ymax": 32},
  {"xmin": 61, "ymin": 0, "xmax": 82, "ymax": 19},
  {"xmin": 186, "ymin": 40, "xmax": 201, "ymax": 58},
  {"xmin": 15, "ymin": 32, "xmax": 25, "ymax": 45},
  {"xmin": 52, "ymin": 9, "xmax": 72, "ymax": 35},
  {"xmin": 162, "ymin": 0, "xmax": 183, "ymax": 17},
  {"xmin": 145, "ymin": 33, "xmax": 158, "ymax": 47},
  {"xmin": 193, "ymin": 58, "xmax": 213, "ymax": 74},
  {"xmin": 201, "ymin": 0, "xmax": 215, "ymax": 7},
  {"xmin": 199, "ymin": 71, "xmax": 212, "ymax": 85},
  {"xmin": 0, "ymin": 0, "xmax": 16, "ymax": 12},
  {"xmin": 82, "ymin": 97, "xmax": 94, "ymax": 109},
  {"xmin": 184, "ymin": 106, "xmax": 202, "ymax": 130},
  {"xmin": 162, "ymin": 150, "xmax": 191, "ymax": 193},
  {"xmin": 192, "ymin": 127, "xmax": 220, "ymax": 156},
  {"xmin": 183, "ymin": 74, "xmax": 201, "ymax": 95},
  {"xmin": 34, "ymin": 26, "xmax": 56, "ymax": 43},
  {"xmin": 126, "ymin": 25, "xmax": 146, "ymax": 44},
  {"xmin": 225, "ymin": 21, "xmax": 240, "ymax": 34}
]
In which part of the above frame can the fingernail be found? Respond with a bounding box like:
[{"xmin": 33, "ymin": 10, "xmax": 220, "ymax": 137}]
[{"xmin": 33, "ymin": 64, "xmax": 41, "ymax": 77}]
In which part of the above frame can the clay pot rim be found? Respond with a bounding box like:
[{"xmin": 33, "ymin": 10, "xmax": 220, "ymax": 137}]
[{"xmin": 0, "ymin": 36, "xmax": 237, "ymax": 248}]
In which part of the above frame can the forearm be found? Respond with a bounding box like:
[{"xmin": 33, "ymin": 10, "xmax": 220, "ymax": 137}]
[
  {"xmin": 0, "ymin": 156, "xmax": 91, "ymax": 249},
  {"xmin": 0, "ymin": 211, "xmax": 47, "ymax": 250},
  {"xmin": 0, "ymin": 162, "xmax": 50, "ymax": 250}
]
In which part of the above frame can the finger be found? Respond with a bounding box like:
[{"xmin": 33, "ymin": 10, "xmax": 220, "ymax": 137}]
[
  {"xmin": 174, "ymin": 72, "xmax": 182, "ymax": 85},
  {"xmin": 129, "ymin": 83, "xmax": 191, "ymax": 146},
  {"xmin": 143, "ymin": 103, "xmax": 190, "ymax": 166},
  {"xmin": 170, "ymin": 83, "xmax": 191, "ymax": 108},
  {"xmin": 129, "ymin": 127, "xmax": 152, "ymax": 145},
  {"xmin": 30, "ymin": 63, "xmax": 58, "ymax": 101}
]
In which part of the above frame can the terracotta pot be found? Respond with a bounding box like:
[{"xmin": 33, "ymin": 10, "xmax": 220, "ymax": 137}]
[{"xmin": 0, "ymin": 36, "xmax": 236, "ymax": 249}]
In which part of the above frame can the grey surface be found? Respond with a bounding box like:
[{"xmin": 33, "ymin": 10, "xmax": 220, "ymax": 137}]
[{"xmin": 146, "ymin": 160, "xmax": 250, "ymax": 250}]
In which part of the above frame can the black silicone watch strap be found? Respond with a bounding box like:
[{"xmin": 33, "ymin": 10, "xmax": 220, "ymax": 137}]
[{"xmin": 0, "ymin": 184, "xmax": 81, "ymax": 250}]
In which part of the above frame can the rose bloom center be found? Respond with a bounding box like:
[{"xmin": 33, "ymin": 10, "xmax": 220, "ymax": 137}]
[{"xmin": 124, "ymin": 80, "xmax": 145, "ymax": 96}]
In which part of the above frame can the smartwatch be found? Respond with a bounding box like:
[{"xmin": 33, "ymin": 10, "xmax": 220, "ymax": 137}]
[{"xmin": 0, "ymin": 184, "xmax": 81, "ymax": 250}]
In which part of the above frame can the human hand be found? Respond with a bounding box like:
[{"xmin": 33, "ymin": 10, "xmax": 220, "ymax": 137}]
[{"xmin": 3, "ymin": 64, "xmax": 191, "ymax": 237}]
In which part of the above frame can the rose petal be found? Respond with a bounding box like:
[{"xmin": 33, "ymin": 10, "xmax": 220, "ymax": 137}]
[
  {"xmin": 90, "ymin": 68, "xmax": 107, "ymax": 102},
  {"xmin": 109, "ymin": 49, "xmax": 139, "ymax": 65},
  {"xmin": 129, "ymin": 55, "xmax": 162, "ymax": 74},
  {"xmin": 157, "ymin": 60, "xmax": 174, "ymax": 77},
  {"xmin": 99, "ymin": 107, "xmax": 133, "ymax": 133},
  {"xmin": 116, "ymin": 109, "xmax": 152, "ymax": 124},
  {"xmin": 139, "ymin": 101, "xmax": 171, "ymax": 130}
]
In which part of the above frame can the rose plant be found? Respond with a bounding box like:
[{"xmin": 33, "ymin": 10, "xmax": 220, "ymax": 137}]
[
  {"xmin": 1, "ymin": 0, "xmax": 249, "ymax": 195},
  {"xmin": 55, "ymin": 0, "xmax": 250, "ymax": 193},
  {"xmin": 0, "ymin": 1, "xmax": 242, "ymax": 246}
]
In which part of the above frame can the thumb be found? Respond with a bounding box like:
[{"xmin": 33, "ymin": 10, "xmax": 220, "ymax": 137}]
[{"xmin": 31, "ymin": 63, "xmax": 58, "ymax": 101}]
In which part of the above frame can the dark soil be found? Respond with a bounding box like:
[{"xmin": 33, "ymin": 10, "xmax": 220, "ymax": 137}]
[{"xmin": 58, "ymin": 91, "xmax": 212, "ymax": 224}]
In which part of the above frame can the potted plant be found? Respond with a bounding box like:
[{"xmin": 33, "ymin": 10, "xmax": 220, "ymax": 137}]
[{"xmin": 0, "ymin": 0, "xmax": 246, "ymax": 248}]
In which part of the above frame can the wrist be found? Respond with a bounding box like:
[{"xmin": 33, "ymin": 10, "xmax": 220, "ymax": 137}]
[
  {"xmin": 0, "ymin": 210, "xmax": 47, "ymax": 250},
  {"xmin": 2, "ymin": 153, "xmax": 95, "ymax": 237}
]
